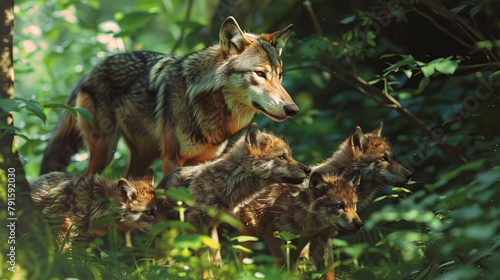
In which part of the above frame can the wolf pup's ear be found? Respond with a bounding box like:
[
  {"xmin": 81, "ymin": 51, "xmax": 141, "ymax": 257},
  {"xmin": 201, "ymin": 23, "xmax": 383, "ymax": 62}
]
[
  {"xmin": 142, "ymin": 168, "xmax": 155, "ymax": 186},
  {"xmin": 220, "ymin": 16, "xmax": 250, "ymax": 57},
  {"xmin": 349, "ymin": 175, "xmax": 362, "ymax": 189},
  {"xmin": 245, "ymin": 122, "xmax": 266, "ymax": 150},
  {"xmin": 118, "ymin": 179, "xmax": 137, "ymax": 201},
  {"xmin": 261, "ymin": 24, "xmax": 293, "ymax": 56},
  {"xmin": 349, "ymin": 126, "xmax": 366, "ymax": 157},
  {"xmin": 309, "ymin": 172, "xmax": 327, "ymax": 194},
  {"xmin": 371, "ymin": 122, "xmax": 383, "ymax": 137}
]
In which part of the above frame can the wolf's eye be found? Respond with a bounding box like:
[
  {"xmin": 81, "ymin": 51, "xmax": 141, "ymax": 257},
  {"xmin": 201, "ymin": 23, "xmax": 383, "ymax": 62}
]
[
  {"xmin": 255, "ymin": 71, "xmax": 266, "ymax": 78},
  {"xmin": 278, "ymin": 72, "xmax": 283, "ymax": 79},
  {"xmin": 335, "ymin": 203, "xmax": 345, "ymax": 210},
  {"xmin": 145, "ymin": 210, "xmax": 155, "ymax": 216},
  {"xmin": 381, "ymin": 154, "xmax": 390, "ymax": 161},
  {"xmin": 278, "ymin": 154, "xmax": 286, "ymax": 160}
]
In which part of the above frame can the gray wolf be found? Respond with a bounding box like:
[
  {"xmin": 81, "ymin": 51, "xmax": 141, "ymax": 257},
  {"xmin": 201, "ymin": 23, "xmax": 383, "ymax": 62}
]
[{"xmin": 40, "ymin": 16, "xmax": 297, "ymax": 177}]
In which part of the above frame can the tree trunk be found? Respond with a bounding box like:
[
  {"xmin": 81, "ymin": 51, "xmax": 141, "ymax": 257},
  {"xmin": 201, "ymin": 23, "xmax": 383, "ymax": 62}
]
[{"xmin": 0, "ymin": 0, "xmax": 32, "ymax": 214}]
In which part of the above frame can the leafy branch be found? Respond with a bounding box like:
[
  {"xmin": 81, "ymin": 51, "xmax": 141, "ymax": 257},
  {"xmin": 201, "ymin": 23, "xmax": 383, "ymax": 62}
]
[{"xmin": 300, "ymin": 0, "xmax": 468, "ymax": 165}]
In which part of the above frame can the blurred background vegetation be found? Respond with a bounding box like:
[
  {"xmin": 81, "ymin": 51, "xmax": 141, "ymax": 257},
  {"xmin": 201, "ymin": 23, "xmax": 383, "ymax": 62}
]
[{"xmin": 1, "ymin": 0, "xmax": 499, "ymax": 279}]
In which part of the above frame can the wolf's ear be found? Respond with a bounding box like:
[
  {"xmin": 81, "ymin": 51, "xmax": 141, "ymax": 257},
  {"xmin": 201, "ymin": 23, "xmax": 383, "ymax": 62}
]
[
  {"xmin": 348, "ymin": 175, "xmax": 361, "ymax": 189},
  {"xmin": 309, "ymin": 172, "xmax": 327, "ymax": 194},
  {"xmin": 261, "ymin": 24, "xmax": 293, "ymax": 56},
  {"xmin": 220, "ymin": 16, "xmax": 250, "ymax": 57},
  {"xmin": 245, "ymin": 122, "xmax": 266, "ymax": 150},
  {"xmin": 349, "ymin": 126, "xmax": 366, "ymax": 156},
  {"xmin": 118, "ymin": 179, "xmax": 137, "ymax": 201},
  {"xmin": 142, "ymin": 168, "xmax": 155, "ymax": 186},
  {"xmin": 371, "ymin": 122, "xmax": 383, "ymax": 137}
]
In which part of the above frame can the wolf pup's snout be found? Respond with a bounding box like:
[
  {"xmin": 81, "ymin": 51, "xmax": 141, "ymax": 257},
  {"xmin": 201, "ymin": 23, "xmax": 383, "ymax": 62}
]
[{"xmin": 283, "ymin": 103, "xmax": 299, "ymax": 117}]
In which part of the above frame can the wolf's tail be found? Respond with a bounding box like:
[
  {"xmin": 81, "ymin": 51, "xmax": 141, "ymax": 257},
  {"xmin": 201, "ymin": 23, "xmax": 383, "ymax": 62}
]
[{"xmin": 40, "ymin": 84, "xmax": 84, "ymax": 175}]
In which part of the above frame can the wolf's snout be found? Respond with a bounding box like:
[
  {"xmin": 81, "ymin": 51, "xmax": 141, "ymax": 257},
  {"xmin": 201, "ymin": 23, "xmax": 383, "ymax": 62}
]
[
  {"xmin": 354, "ymin": 220, "xmax": 364, "ymax": 230},
  {"xmin": 304, "ymin": 166, "xmax": 311, "ymax": 176},
  {"xmin": 283, "ymin": 103, "xmax": 299, "ymax": 117}
]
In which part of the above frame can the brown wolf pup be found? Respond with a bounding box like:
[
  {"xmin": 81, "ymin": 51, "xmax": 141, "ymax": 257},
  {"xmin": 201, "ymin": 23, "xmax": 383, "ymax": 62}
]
[
  {"xmin": 40, "ymin": 16, "xmax": 298, "ymax": 177},
  {"xmin": 314, "ymin": 122, "xmax": 412, "ymax": 207},
  {"xmin": 236, "ymin": 172, "xmax": 362, "ymax": 280},
  {"xmin": 157, "ymin": 123, "xmax": 310, "ymax": 264},
  {"xmin": 30, "ymin": 169, "xmax": 165, "ymax": 249}
]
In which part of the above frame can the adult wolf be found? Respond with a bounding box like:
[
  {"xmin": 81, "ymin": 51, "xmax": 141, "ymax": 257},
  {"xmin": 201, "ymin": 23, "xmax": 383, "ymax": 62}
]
[{"xmin": 41, "ymin": 16, "xmax": 297, "ymax": 177}]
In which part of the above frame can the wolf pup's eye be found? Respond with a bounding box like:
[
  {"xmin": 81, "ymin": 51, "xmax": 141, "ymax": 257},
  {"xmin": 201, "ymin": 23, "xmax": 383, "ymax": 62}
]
[
  {"xmin": 335, "ymin": 203, "xmax": 344, "ymax": 210},
  {"xmin": 145, "ymin": 210, "xmax": 155, "ymax": 216},
  {"xmin": 255, "ymin": 71, "xmax": 266, "ymax": 78},
  {"xmin": 278, "ymin": 154, "xmax": 286, "ymax": 160},
  {"xmin": 278, "ymin": 72, "xmax": 283, "ymax": 80},
  {"xmin": 381, "ymin": 154, "xmax": 390, "ymax": 161}
]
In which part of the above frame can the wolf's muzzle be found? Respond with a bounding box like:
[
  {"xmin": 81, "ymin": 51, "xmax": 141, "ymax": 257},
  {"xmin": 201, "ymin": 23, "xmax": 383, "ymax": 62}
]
[{"xmin": 283, "ymin": 103, "xmax": 299, "ymax": 117}]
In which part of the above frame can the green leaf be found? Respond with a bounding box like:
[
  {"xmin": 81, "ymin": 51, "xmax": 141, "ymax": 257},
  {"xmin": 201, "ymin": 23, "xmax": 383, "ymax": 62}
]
[
  {"xmin": 379, "ymin": 53, "xmax": 397, "ymax": 59},
  {"xmin": 450, "ymin": 4, "xmax": 467, "ymax": 14},
  {"xmin": 26, "ymin": 100, "xmax": 47, "ymax": 123},
  {"xmin": 435, "ymin": 59, "xmax": 459, "ymax": 75},
  {"xmin": 0, "ymin": 98, "xmax": 21, "ymax": 112},
  {"xmin": 232, "ymin": 244, "xmax": 253, "ymax": 253},
  {"xmin": 417, "ymin": 77, "xmax": 430, "ymax": 93},
  {"xmin": 421, "ymin": 64, "xmax": 435, "ymax": 77},
  {"xmin": 163, "ymin": 220, "xmax": 197, "ymax": 232},
  {"xmin": 14, "ymin": 132, "xmax": 31, "ymax": 142},
  {"xmin": 403, "ymin": 69, "xmax": 413, "ymax": 79},
  {"xmin": 439, "ymin": 159, "xmax": 485, "ymax": 182},
  {"xmin": 117, "ymin": 10, "xmax": 158, "ymax": 32},
  {"xmin": 174, "ymin": 234, "xmax": 219, "ymax": 250},
  {"xmin": 42, "ymin": 103, "xmax": 93, "ymax": 127},
  {"xmin": 281, "ymin": 244, "xmax": 297, "ymax": 251},
  {"xmin": 175, "ymin": 20, "xmax": 203, "ymax": 30},
  {"xmin": 43, "ymin": 103, "xmax": 78, "ymax": 119},
  {"xmin": 339, "ymin": 15, "xmax": 356, "ymax": 25},
  {"xmin": 273, "ymin": 231, "xmax": 300, "ymax": 242},
  {"xmin": 166, "ymin": 187, "xmax": 195, "ymax": 206},
  {"xmin": 383, "ymin": 54, "xmax": 415, "ymax": 73},
  {"xmin": 469, "ymin": 5, "xmax": 482, "ymax": 17},
  {"xmin": 229, "ymin": 235, "xmax": 260, "ymax": 243},
  {"xmin": 74, "ymin": 108, "xmax": 93, "ymax": 126},
  {"xmin": 490, "ymin": 71, "xmax": 500, "ymax": 79}
]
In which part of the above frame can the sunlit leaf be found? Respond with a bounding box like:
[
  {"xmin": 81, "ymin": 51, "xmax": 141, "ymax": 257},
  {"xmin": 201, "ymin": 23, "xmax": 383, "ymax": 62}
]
[
  {"xmin": 229, "ymin": 235, "xmax": 260, "ymax": 243},
  {"xmin": 421, "ymin": 64, "xmax": 435, "ymax": 77},
  {"xmin": 232, "ymin": 244, "xmax": 253, "ymax": 253},
  {"xmin": 435, "ymin": 59, "xmax": 459, "ymax": 75}
]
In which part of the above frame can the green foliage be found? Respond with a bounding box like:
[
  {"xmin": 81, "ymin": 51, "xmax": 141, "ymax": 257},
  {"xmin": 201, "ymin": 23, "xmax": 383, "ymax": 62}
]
[{"xmin": 4, "ymin": 0, "xmax": 500, "ymax": 279}]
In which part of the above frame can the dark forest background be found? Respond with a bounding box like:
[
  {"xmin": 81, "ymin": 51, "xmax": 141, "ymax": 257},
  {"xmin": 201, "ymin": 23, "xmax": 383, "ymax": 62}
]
[{"xmin": 1, "ymin": 0, "xmax": 499, "ymax": 279}]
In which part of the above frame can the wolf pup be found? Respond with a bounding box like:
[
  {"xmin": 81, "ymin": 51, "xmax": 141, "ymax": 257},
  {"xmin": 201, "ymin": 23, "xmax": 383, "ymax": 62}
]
[
  {"xmin": 31, "ymin": 169, "xmax": 165, "ymax": 249},
  {"xmin": 237, "ymin": 172, "xmax": 362, "ymax": 278},
  {"xmin": 157, "ymin": 123, "xmax": 310, "ymax": 263},
  {"xmin": 40, "ymin": 16, "xmax": 297, "ymax": 177},
  {"xmin": 314, "ymin": 122, "xmax": 412, "ymax": 207}
]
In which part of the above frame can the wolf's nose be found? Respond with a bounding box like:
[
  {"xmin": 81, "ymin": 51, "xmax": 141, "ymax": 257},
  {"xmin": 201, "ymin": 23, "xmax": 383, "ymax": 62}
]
[
  {"xmin": 305, "ymin": 167, "xmax": 311, "ymax": 175},
  {"xmin": 283, "ymin": 104, "xmax": 299, "ymax": 117},
  {"xmin": 355, "ymin": 221, "xmax": 364, "ymax": 230}
]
